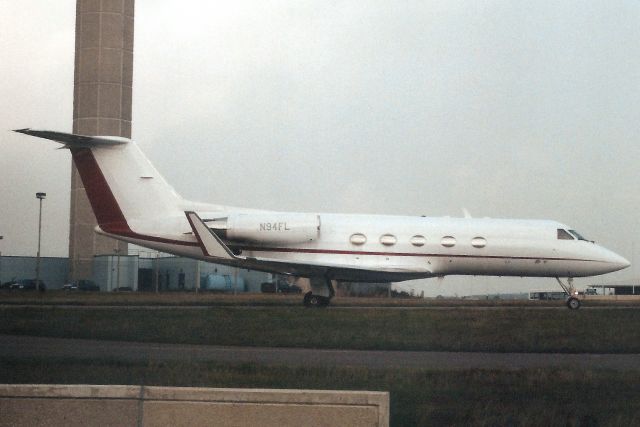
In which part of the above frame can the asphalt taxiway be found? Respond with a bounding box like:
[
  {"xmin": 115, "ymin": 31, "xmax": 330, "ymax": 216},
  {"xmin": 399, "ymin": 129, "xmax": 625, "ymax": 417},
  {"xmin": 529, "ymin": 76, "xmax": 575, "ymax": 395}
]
[{"xmin": 2, "ymin": 334, "xmax": 639, "ymax": 371}]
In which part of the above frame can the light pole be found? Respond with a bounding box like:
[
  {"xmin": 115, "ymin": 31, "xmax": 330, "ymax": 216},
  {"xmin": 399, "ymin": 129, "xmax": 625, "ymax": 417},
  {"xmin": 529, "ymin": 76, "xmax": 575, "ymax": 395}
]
[
  {"xmin": 114, "ymin": 248, "xmax": 121, "ymax": 291},
  {"xmin": 35, "ymin": 192, "xmax": 46, "ymax": 292},
  {"xmin": 0, "ymin": 235, "xmax": 4, "ymax": 284}
]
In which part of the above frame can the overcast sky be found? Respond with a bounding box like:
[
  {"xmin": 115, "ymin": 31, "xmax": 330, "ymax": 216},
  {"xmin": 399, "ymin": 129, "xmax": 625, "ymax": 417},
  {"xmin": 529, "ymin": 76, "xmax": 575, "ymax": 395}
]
[{"xmin": 1, "ymin": 0, "xmax": 638, "ymax": 296}]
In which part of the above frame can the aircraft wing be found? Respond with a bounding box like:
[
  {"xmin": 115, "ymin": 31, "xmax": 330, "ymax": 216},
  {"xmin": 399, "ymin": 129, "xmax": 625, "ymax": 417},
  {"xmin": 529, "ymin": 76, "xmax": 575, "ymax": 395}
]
[
  {"xmin": 186, "ymin": 210, "xmax": 433, "ymax": 281},
  {"xmin": 241, "ymin": 256, "xmax": 435, "ymax": 282},
  {"xmin": 185, "ymin": 211, "xmax": 237, "ymax": 260}
]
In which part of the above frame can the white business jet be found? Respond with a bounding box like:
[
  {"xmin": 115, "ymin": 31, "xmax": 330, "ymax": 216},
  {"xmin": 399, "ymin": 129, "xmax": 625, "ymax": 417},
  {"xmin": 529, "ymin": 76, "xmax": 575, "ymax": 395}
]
[{"xmin": 15, "ymin": 129, "xmax": 630, "ymax": 309}]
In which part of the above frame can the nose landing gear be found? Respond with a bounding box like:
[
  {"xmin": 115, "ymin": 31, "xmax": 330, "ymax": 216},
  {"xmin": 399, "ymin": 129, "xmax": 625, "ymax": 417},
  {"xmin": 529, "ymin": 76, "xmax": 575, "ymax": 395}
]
[{"xmin": 556, "ymin": 277, "xmax": 581, "ymax": 310}]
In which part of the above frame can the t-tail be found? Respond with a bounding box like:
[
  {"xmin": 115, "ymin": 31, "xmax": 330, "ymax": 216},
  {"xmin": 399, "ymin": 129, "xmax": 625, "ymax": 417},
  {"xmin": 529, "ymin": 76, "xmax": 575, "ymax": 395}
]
[{"xmin": 13, "ymin": 129, "xmax": 214, "ymax": 255}]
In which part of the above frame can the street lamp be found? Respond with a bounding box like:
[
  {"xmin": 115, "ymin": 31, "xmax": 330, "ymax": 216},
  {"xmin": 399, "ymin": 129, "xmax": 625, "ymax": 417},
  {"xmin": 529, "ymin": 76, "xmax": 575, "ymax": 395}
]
[
  {"xmin": 0, "ymin": 235, "xmax": 4, "ymax": 284},
  {"xmin": 35, "ymin": 192, "xmax": 46, "ymax": 292},
  {"xmin": 114, "ymin": 247, "xmax": 122, "ymax": 291}
]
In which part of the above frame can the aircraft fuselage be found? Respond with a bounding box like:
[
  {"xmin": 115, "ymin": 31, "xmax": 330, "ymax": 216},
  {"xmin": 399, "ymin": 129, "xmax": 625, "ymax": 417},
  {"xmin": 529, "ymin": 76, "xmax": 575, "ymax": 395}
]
[{"xmin": 101, "ymin": 212, "xmax": 629, "ymax": 283}]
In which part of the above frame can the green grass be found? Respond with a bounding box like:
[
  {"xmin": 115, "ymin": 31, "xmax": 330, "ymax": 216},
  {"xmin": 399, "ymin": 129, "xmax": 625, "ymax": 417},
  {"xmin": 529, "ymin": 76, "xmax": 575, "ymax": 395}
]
[
  {"xmin": 4, "ymin": 290, "xmax": 639, "ymax": 308},
  {"xmin": 2, "ymin": 357, "xmax": 639, "ymax": 426},
  {"xmin": 0, "ymin": 291, "xmax": 304, "ymax": 306},
  {"xmin": 2, "ymin": 305, "xmax": 640, "ymax": 353}
]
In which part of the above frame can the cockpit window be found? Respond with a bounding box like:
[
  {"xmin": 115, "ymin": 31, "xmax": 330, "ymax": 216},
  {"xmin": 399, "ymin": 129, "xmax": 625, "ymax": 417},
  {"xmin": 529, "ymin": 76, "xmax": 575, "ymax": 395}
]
[
  {"xmin": 557, "ymin": 229, "xmax": 574, "ymax": 240},
  {"xmin": 568, "ymin": 230, "xmax": 588, "ymax": 241}
]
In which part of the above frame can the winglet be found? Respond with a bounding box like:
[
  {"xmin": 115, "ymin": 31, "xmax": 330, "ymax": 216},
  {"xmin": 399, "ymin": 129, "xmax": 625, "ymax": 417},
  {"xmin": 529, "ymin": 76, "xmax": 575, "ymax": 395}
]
[{"xmin": 185, "ymin": 211, "xmax": 237, "ymax": 260}]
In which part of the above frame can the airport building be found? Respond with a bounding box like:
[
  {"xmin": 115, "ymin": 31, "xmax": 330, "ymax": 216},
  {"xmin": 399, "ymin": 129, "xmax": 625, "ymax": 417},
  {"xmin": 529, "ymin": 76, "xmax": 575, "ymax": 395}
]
[
  {"xmin": 0, "ymin": 253, "xmax": 270, "ymax": 293},
  {"xmin": 591, "ymin": 280, "xmax": 640, "ymax": 296},
  {"xmin": 0, "ymin": 256, "xmax": 69, "ymax": 289},
  {"xmin": 0, "ymin": 252, "xmax": 396, "ymax": 296}
]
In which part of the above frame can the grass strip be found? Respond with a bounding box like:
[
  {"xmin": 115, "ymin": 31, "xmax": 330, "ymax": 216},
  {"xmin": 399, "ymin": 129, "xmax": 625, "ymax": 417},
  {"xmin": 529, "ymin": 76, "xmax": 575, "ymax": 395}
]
[
  {"xmin": 2, "ymin": 305, "xmax": 640, "ymax": 353},
  {"xmin": 3, "ymin": 291, "xmax": 640, "ymax": 307}
]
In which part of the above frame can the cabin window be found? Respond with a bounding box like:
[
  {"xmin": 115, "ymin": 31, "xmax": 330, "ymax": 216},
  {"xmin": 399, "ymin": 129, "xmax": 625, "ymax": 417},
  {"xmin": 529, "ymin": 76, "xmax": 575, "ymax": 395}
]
[
  {"xmin": 410, "ymin": 235, "xmax": 426, "ymax": 247},
  {"xmin": 568, "ymin": 230, "xmax": 588, "ymax": 241},
  {"xmin": 471, "ymin": 237, "xmax": 487, "ymax": 248},
  {"xmin": 350, "ymin": 233, "xmax": 367, "ymax": 245},
  {"xmin": 441, "ymin": 236, "xmax": 456, "ymax": 247},
  {"xmin": 557, "ymin": 229, "xmax": 574, "ymax": 240},
  {"xmin": 380, "ymin": 234, "xmax": 397, "ymax": 246}
]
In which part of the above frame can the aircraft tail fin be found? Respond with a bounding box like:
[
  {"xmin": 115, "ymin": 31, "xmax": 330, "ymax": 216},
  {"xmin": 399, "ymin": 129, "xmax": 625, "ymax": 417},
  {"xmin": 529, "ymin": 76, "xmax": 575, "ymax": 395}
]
[{"xmin": 14, "ymin": 129, "xmax": 185, "ymax": 237}]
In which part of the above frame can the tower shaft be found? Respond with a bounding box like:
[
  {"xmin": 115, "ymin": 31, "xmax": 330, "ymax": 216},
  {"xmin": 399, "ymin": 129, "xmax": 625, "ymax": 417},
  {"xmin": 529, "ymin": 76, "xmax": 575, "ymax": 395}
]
[{"xmin": 70, "ymin": 0, "xmax": 134, "ymax": 279}]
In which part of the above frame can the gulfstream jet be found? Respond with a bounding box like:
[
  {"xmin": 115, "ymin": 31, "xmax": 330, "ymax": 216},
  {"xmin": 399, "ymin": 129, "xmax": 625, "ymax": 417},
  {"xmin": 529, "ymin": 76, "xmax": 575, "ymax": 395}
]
[{"xmin": 15, "ymin": 129, "xmax": 630, "ymax": 309}]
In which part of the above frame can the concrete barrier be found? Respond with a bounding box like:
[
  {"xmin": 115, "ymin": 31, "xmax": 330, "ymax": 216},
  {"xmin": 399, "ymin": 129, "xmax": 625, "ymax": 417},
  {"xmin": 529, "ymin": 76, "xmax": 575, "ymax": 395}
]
[{"xmin": 0, "ymin": 384, "xmax": 389, "ymax": 426}]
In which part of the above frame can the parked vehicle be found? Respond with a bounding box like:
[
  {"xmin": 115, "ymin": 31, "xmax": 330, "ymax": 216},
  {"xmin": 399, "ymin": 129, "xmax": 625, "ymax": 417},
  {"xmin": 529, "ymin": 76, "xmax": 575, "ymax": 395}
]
[
  {"xmin": 64, "ymin": 280, "xmax": 100, "ymax": 291},
  {"xmin": 10, "ymin": 279, "xmax": 46, "ymax": 291},
  {"xmin": 0, "ymin": 280, "xmax": 17, "ymax": 289},
  {"xmin": 528, "ymin": 290, "xmax": 568, "ymax": 300},
  {"xmin": 261, "ymin": 281, "xmax": 302, "ymax": 294}
]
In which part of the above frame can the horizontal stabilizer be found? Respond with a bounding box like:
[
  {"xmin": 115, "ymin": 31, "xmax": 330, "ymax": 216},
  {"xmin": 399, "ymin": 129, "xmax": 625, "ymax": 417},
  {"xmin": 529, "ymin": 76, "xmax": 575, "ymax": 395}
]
[
  {"xmin": 185, "ymin": 211, "xmax": 237, "ymax": 260},
  {"xmin": 14, "ymin": 129, "xmax": 129, "ymax": 147}
]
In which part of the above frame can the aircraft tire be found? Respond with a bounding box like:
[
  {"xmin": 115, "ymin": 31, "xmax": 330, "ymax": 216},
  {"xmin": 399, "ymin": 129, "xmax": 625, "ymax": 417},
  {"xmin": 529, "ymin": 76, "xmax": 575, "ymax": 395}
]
[
  {"xmin": 566, "ymin": 297, "xmax": 581, "ymax": 310},
  {"xmin": 303, "ymin": 292, "xmax": 321, "ymax": 308},
  {"xmin": 303, "ymin": 292, "xmax": 329, "ymax": 308}
]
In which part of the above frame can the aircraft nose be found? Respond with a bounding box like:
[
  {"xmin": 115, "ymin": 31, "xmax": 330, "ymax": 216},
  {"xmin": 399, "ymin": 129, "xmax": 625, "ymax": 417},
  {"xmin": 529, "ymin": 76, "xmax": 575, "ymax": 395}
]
[
  {"xmin": 602, "ymin": 249, "xmax": 630, "ymax": 273},
  {"xmin": 615, "ymin": 255, "xmax": 631, "ymax": 270}
]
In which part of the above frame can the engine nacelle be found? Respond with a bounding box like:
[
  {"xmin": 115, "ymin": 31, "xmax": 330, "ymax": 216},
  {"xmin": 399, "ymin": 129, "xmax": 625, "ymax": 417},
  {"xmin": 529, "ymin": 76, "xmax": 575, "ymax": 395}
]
[{"xmin": 224, "ymin": 213, "xmax": 320, "ymax": 244}]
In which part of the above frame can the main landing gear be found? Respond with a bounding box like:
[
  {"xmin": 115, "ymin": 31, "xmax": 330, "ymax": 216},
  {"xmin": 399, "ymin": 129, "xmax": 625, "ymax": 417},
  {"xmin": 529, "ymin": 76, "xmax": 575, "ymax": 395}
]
[
  {"xmin": 556, "ymin": 277, "xmax": 581, "ymax": 310},
  {"xmin": 303, "ymin": 292, "xmax": 330, "ymax": 307},
  {"xmin": 303, "ymin": 277, "xmax": 335, "ymax": 308}
]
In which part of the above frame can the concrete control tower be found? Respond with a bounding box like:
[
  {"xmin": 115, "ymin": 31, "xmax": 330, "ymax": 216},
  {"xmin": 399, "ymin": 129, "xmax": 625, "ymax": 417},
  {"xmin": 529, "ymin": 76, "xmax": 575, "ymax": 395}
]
[{"xmin": 70, "ymin": 0, "xmax": 134, "ymax": 279}]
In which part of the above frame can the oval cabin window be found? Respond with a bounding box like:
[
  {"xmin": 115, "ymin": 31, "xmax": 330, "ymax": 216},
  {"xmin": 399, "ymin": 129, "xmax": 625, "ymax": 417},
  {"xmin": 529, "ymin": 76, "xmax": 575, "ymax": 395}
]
[
  {"xmin": 350, "ymin": 233, "xmax": 367, "ymax": 245},
  {"xmin": 471, "ymin": 237, "xmax": 487, "ymax": 248},
  {"xmin": 441, "ymin": 236, "xmax": 456, "ymax": 247},
  {"xmin": 379, "ymin": 234, "xmax": 397, "ymax": 246},
  {"xmin": 410, "ymin": 235, "xmax": 426, "ymax": 247}
]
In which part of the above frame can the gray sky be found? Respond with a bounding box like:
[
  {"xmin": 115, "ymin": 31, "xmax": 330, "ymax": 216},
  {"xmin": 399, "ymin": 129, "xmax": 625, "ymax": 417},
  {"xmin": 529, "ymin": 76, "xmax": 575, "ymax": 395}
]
[{"xmin": 1, "ymin": 0, "xmax": 639, "ymax": 296}]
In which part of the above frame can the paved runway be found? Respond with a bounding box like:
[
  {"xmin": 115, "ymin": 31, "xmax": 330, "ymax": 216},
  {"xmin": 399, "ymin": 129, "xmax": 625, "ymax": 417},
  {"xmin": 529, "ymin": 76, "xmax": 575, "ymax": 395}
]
[{"xmin": 2, "ymin": 334, "xmax": 639, "ymax": 371}]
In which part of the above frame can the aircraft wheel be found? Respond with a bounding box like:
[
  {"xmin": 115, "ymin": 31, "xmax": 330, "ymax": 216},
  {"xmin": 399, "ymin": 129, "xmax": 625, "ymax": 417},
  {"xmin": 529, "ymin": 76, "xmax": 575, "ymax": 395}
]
[
  {"xmin": 303, "ymin": 292, "xmax": 329, "ymax": 308},
  {"xmin": 307, "ymin": 294, "xmax": 322, "ymax": 307},
  {"xmin": 566, "ymin": 297, "xmax": 581, "ymax": 310},
  {"xmin": 303, "ymin": 291, "xmax": 312, "ymax": 307}
]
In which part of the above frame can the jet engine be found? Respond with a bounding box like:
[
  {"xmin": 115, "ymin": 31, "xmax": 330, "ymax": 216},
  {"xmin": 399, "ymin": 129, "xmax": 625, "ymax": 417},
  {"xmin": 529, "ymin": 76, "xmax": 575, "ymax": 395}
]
[{"xmin": 208, "ymin": 213, "xmax": 320, "ymax": 244}]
